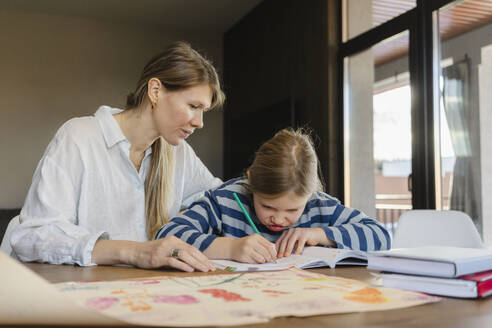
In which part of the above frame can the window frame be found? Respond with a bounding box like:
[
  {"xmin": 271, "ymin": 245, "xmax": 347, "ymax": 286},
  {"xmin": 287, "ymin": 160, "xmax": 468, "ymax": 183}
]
[{"xmin": 339, "ymin": 0, "xmax": 456, "ymax": 209}]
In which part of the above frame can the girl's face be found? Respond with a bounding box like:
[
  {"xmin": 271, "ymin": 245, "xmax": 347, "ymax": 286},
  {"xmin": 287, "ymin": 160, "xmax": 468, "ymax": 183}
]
[
  {"xmin": 253, "ymin": 191, "xmax": 310, "ymax": 231},
  {"xmin": 154, "ymin": 83, "xmax": 212, "ymax": 146}
]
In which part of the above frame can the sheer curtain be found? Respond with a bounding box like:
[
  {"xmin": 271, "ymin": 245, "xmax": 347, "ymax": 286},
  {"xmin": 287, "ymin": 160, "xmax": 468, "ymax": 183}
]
[{"xmin": 442, "ymin": 58, "xmax": 479, "ymax": 229}]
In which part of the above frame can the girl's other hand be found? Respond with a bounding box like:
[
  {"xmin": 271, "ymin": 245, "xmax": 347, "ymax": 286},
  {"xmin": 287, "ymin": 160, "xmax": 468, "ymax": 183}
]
[
  {"xmin": 230, "ymin": 234, "xmax": 277, "ymax": 264},
  {"xmin": 275, "ymin": 227, "xmax": 326, "ymax": 258}
]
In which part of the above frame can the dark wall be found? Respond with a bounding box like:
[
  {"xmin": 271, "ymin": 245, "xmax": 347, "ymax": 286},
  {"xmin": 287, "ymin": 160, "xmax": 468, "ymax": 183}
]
[
  {"xmin": 0, "ymin": 208, "xmax": 20, "ymax": 242},
  {"xmin": 223, "ymin": 0, "xmax": 342, "ymax": 197}
]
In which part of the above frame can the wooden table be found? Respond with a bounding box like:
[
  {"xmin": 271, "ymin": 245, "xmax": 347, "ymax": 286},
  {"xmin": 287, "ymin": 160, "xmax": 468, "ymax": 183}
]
[{"xmin": 20, "ymin": 263, "xmax": 492, "ymax": 328}]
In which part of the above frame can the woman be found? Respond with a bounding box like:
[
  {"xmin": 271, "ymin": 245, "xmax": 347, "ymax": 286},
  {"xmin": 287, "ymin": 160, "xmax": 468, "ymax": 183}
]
[{"xmin": 10, "ymin": 42, "xmax": 224, "ymax": 272}]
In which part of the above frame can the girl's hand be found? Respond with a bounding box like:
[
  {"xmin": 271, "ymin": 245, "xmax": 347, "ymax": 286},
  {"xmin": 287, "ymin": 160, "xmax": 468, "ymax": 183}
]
[
  {"xmin": 275, "ymin": 227, "xmax": 330, "ymax": 258},
  {"xmin": 230, "ymin": 234, "xmax": 277, "ymax": 264}
]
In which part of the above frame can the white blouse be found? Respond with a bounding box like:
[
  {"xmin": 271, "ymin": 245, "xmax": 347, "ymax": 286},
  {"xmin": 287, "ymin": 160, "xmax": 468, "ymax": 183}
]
[{"xmin": 10, "ymin": 106, "xmax": 222, "ymax": 266}]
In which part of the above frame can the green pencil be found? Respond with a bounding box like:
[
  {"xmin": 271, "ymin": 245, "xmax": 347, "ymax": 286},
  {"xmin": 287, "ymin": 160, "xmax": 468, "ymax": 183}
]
[{"xmin": 233, "ymin": 192, "xmax": 261, "ymax": 235}]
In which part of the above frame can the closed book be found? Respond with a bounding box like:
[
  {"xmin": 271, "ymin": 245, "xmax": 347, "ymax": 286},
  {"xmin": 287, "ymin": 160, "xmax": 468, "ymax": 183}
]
[
  {"xmin": 382, "ymin": 270, "xmax": 492, "ymax": 298},
  {"xmin": 367, "ymin": 246, "xmax": 492, "ymax": 278}
]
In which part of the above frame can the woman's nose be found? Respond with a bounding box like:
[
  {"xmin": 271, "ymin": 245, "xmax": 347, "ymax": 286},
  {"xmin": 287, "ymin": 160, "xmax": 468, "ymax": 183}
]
[{"xmin": 191, "ymin": 110, "xmax": 203, "ymax": 129}]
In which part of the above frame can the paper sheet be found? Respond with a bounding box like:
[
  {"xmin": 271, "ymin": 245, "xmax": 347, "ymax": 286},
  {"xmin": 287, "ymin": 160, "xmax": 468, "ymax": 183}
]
[
  {"xmin": 0, "ymin": 252, "xmax": 122, "ymax": 325},
  {"xmin": 0, "ymin": 252, "xmax": 441, "ymax": 326},
  {"xmin": 56, "ymin": 269, "xmax": 440, "ymax": 326}
]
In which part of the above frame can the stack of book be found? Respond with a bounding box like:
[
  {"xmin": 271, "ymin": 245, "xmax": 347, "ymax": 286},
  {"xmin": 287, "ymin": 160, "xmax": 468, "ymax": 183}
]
[{"xmin": 367, "ymin": 246, "xmax": 492, "ymax": 298}]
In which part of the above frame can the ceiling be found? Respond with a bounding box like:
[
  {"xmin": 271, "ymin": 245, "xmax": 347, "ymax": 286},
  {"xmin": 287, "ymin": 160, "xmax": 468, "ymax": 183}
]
[
  {"xmin": 0, "ymin": 0, "xmax": 263, "ymax": 34},
  {"xmin": 373, "ymin": 0, "xmax": 492, "ymax": 65}
]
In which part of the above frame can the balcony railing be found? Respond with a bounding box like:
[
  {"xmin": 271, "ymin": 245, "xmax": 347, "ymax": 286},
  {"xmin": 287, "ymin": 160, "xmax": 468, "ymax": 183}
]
[
  {"xmin": 375, "ymin": 193, "xmax": 451, "ymax": 236},
  {"xmin": 375, "ymin": 194, "xmax": 411, "ymax": 236}
]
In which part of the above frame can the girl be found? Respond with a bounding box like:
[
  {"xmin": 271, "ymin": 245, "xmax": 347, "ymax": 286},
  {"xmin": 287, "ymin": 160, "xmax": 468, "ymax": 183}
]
[
  {"xmin": 155, "ymin": 128, "xmax": 391, "ymax": 264},
  {"xmin": 11, "ymin": 42, "xmax": 223, "ymax": 272}
]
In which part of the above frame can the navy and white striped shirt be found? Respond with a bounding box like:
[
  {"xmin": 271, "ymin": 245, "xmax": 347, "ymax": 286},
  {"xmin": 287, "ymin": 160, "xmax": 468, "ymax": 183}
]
[{"xmin": 155, "ymin": 177, "xmax": 391, "ymax": 252}]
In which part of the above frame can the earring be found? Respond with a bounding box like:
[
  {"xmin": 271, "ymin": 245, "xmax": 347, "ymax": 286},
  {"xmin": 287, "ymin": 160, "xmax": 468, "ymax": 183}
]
[{"xmin": 151, "ymin": 100, "xmax": 156, "ymax": 109}]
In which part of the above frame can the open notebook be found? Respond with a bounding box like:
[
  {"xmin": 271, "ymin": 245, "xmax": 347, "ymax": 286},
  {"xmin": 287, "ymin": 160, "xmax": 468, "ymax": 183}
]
[{"xmin": 212, "ymin": 246, "xmax": 367, "ymax": 272}]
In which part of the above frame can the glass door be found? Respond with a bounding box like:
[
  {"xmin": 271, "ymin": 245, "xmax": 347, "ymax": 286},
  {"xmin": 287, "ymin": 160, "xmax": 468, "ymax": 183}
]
[
  {"xmin": 435, "ymin": 0, "xmax": 492, "ymax": 240},
  {"xmin": 344, "ymin": 31, "xmax": 411, "ymax": 236}
]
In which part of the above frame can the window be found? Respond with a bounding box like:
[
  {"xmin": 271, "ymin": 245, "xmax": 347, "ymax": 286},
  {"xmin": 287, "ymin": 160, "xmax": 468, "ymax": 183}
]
[{"xmin": 342, "ymin": 0, "xmax": 492, "ymax": 242}]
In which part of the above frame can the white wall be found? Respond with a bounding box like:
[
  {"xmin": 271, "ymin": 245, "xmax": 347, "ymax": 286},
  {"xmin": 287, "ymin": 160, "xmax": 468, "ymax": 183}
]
[
  {"xmin": 479, "ymin": 44, "xmax": 492, "ymax": 245},
  {"xmin": 0, "ymin": 10, "xmax": 223, "ymax": 208},
  {"xmin": 344, "ymin": 0, "xmax": 376, "ymax": 217}
]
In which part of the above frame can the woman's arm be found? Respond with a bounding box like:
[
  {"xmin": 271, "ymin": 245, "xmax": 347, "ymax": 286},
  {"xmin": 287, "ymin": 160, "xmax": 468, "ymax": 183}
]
[
  {"xmin": 11, "ymin": 126, "xmax": 102, "ymax": 266},
  {"xmin": 92, "ymin": 238, "xmax": 215, "ymax": 272}
]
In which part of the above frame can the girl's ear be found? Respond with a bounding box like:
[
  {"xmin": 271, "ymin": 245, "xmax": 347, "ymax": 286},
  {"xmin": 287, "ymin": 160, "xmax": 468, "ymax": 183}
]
[{"xmin": 147, "ymin": 78, "xmax": 162, "ymax": 105}]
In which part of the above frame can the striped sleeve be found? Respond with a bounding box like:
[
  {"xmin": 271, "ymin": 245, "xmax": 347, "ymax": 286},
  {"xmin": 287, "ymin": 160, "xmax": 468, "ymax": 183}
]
[
  {"xmin": 154, "ymin": 191, "xmax": 222, "ymax": 252},
  {"xmin": 310, "ymin": 195, "xmax": 392, "ymax": 251}
]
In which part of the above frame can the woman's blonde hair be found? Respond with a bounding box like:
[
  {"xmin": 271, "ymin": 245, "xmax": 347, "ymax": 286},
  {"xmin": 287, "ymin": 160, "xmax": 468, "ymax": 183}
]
[
  {"xmin": 247, "ymin": 128, "xmax": 324, "ymax": 197},
  {"xmin": 126, "ymin": 41, "xmax": 225, "ymax": 239}
]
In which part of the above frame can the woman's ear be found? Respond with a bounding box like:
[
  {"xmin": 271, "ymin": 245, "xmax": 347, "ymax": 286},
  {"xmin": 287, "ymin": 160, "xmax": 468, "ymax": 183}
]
[
  {"xmin": 246, "ymin": 170, "xmax": 250, "ymax": 179},
  {"xmin": 147, "ymin": 78, "xmax": 162, "ymax": 106}
]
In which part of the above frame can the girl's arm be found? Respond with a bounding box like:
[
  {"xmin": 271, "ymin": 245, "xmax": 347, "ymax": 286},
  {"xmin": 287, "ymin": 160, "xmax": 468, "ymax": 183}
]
[
  {"xmin": 317, "ymin": 195, "xmax": 392, "ymax": 251},
  {"xmin": 155, "ymin": 190, "xmax": 277, "ymax": 263},
  {"xmin": 276, "ymin": 194, "xmax": 391, "ymax": 256},
  {"xmin": 204, "ymin": 235, "xmax": 277, "ymax": 263},
  {"xmin": 155, "ymin": 191, "xmax": 222, "ymax": 252}
]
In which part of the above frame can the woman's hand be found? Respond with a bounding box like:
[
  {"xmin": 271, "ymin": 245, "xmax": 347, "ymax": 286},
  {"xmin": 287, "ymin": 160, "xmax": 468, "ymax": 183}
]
[
  {"xmin": 275, "ymin": 227, "xmax": 333, "ymax": 258},
  {"xmin": 130, "ymin": 237, "xmax": 216, "ymax": 272},
  {"xmin": 92, "ymin": 237, "xmax": 216, "ymax": 272},
  {"xmin": 230, "ymin": 234, "xmax": 277, "ymax": 264}
]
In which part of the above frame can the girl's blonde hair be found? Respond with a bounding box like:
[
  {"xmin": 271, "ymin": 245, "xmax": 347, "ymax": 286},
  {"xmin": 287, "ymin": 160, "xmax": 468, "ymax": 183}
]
[
  {"xmin": 126, "ymin": 41, "xmax": 225, "ymax": 239},
  {"xmin": 247, "ymin": 128, "xmax": 324, "ymax": 197}
]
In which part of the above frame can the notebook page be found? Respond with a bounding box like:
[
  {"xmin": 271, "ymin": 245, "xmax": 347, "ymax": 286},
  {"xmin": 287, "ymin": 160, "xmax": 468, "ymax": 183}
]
[{"xmin": 212, "ymin": 254, "xmax": 319, "ymax": 272}]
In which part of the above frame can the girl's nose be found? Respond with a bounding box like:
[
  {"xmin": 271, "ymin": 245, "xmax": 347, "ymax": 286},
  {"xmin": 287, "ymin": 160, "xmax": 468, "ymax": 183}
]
[{"xmin": 271, "ymin": 216, "xmax": 283, "ymax": 225}]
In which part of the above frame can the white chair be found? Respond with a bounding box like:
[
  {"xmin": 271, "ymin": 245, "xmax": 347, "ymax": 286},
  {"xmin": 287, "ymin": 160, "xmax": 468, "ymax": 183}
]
[
  {"xmin": 392, "ymin": 210, "xmax": 483, "ymax": 248},
  {"xmin": 0, "ymin": 215, "xmax": 20, "ymax": 256}
]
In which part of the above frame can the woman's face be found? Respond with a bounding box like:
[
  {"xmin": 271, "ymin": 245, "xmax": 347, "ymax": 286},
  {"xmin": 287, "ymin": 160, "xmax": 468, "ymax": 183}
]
[
  {"xmin": 253, "ymin": 191, "xmax": 310, "ymax": 232},
  {"xmin": 154, "ymin": 83, "xmax": 212, "ymax": 146}
]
